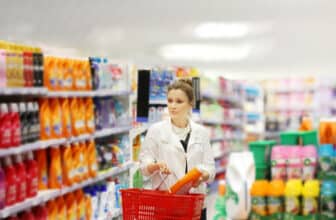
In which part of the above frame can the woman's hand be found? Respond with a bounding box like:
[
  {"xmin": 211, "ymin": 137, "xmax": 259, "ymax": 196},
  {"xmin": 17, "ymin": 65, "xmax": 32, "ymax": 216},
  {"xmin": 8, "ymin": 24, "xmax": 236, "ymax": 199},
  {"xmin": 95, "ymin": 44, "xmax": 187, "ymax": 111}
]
[
  {"xmin": 192, "ymin": 171, "xmax": 209, "ymax": 188},
  {"xmin": 147, "ymin": 162, "xmax": 171, "ymax": 175}
]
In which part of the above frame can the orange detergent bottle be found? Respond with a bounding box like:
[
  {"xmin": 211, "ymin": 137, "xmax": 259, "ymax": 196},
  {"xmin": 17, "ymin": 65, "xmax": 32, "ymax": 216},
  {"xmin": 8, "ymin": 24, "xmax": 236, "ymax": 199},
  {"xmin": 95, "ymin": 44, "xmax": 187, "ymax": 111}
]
[
  {"xmin": 87, "ymin": 140, "xmax": 98, "ymax": 178},
  {"xmin": 267, "ymin": 180, "xmax": 285, "ymax": 215},
  {"xmin": 56, "ymin": 58, "xmax": 64, "ymax": 90},
  {"xmin": 61, "ymin": 144, "xmax": 74, "ymax": 186},
  {"xmin": 35, "ymin": 149, "xmax": 48, "ymax": 190},
  {"xmin": 84, "ymin": 60, "xmax": 92, "ymax": 90},
  {"xmin": 60, "ymin": 98, "xmax": 72, "ymax": 138},
  {"xmin": 55, "ymin": 196, "xmax": 67, "ymax": 220},
  {"xmin": 44, "ymin": 57, "xmax": 59, "ymax": 91},
  {"xmin": 46, "ymin": 199, "xmax": 58, "ymax": 220},
  {"xmin": 75, "ymin": 190, "xmax": 86, "ymax": 220},
  {"xmin": 70, "ymin": 98, "xmax": 80, "ymax": 136},
  {"xmin": 63, "ymin": 58, "xmax": 74, "ymax": 91},
  {"xmin": 72, "ymin": 142, "xmax": 81, "ymax": 183},
  {"xmin": 65, "ymin": 192, "xmax": 77, "ymax": 220},
  {"xmin": 169, "ymin": 167, "xmax": 202, "ymax": 194},
  {"xmin": 79, "ymin": 141, "xmax": 89, "ymax": 180},
  {"xmin": 77, "ymin": 98, "xmax": 86, "ymax": 135},
  {"xmin": 49, "ymin": 98, "xmax": 63, "ymax": 139},
  {"xmin": 39, "ymin": 99, "xmax": 51, "ymax": 140},
  {"xmin": 84, "ymin": 98, "xmax": 95, "ymax": 134},
  {"xmin": 48, "ymin": 147, "xmax": 62, "ymax": 189}
]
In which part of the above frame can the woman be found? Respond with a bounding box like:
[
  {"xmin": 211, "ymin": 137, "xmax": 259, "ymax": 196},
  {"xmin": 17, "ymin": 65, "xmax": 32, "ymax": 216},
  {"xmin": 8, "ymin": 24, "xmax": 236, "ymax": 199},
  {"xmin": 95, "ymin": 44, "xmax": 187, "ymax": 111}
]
[{"xmin": 140, "ymin": 78, "xmax": 215, "ymax": 220}]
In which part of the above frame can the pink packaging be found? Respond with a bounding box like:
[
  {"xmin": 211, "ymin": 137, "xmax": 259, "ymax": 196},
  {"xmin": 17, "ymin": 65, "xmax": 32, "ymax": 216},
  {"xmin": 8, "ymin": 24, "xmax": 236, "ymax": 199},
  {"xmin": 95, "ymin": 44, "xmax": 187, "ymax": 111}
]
[
  {"xmin": 271, "ymin": 146, "xmax": 287, "ymax": 180},
  {"xmin": 301, "ymin": 145, "xmax": 317, "ymax": 181},
  {"xmin": 286, "ymin": 146, "xmax": 302, "ymax": 180}
]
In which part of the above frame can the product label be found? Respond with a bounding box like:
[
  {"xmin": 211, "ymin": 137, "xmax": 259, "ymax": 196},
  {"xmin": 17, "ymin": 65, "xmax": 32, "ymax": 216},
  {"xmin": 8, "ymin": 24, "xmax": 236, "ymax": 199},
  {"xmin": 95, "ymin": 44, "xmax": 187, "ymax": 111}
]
[
  {"xmin": 268, "ymin": 196, "xmax": 283, "ymax": 215},
  {"xmin": 302, "ymin": 158, "xmax": 316, "ymax": 180},
  {"xmin": 53, "ymin": 124, "xmax": 61, "ymax": 135},
  {"xmin": 7, "ymin": 185, "xmax": 16, "ymax": 203},
  {"xmin": 303, "ymin": 197, "xmax": 318, "ymax": 215},
  {"xmin": 63, "ymin": 78, "xmax": 72, "ymax": 88},
  {"xmin": 75, "ymin": 120, "xmax": 85, "ymax": 129},
  {"xmin": 252, "ymin": 196, "xmax": 267, "ymax": 216},
  {"xmin": 87, "ymin": 120, "xmax": 94, "ymax": 129},
  {"xmin": 2, "ymin": 130, "xmax": 11, "ymax": 145},
  {"xmin": 286, "ymin": 165, "xmax": 301, "ymax": 179},
  {"xmin": 319, "ymin": 156, "xmax": 333, "ymax": 172},
  {"xmin": 285, "ymin": 196, "xmax": 300, "ymax": 214},
  {"xmin": 271, "ymin": 164, "xmax": 286, "ymax": 180}
]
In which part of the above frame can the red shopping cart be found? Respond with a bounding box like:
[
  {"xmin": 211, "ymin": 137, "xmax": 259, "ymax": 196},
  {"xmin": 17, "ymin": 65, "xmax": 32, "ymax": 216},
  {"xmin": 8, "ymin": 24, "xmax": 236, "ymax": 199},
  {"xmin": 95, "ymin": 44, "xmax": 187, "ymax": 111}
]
[{"xmin": 120, "ymin": 188, "xmax": 204, "ymax": 220}]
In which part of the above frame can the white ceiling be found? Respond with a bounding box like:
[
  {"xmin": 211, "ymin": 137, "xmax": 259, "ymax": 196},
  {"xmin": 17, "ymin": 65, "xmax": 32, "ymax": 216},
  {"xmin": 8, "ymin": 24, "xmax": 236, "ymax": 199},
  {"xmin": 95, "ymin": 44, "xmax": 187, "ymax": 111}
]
[{"xmin": 1, "ymin": 0, "xmax": 336, "ymax": 78}]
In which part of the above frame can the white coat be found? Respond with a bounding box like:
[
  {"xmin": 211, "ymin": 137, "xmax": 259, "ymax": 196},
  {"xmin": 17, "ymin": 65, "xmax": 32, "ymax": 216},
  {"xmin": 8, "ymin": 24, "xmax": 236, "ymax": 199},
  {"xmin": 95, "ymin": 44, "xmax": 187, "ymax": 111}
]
[{"xmin": 139, "ymin": 118, "xmax": 216, "ymax": 195}]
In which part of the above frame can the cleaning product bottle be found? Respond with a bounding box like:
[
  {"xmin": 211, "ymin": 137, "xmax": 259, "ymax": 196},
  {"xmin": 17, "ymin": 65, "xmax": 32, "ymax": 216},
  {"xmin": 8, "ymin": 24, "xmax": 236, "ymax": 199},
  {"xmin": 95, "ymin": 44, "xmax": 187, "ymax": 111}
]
[
  {"xmin": 26, "ymin": 102, "xmax": 35, "ymax": 143},
  {"xmin": 35, "ymin": 149, "xmax": 48, "ymax": 190},
  {"xmin": 267, "ymin": 180, "xmax": 285, "ymax": 216},
  {"xmin": 302, "ymin": 180, "xmax": 319, "ymax": 216},
  {"xmin": 84, "ymin": 60, "xmax": 92, "ymax": 91},
  {"xmin": 79, "ymin": 142, "xmax": 89, "ymax": 181},
  {"xmin": 4, "ymin": 156, "xmax": 17, "ymax": 206},
  {"xmin": 284, "ymin": 179, "xmax": 302, "ymax": 215},
  {"xmin": 33, "ymin": 205, "xmax": 48, "ymax": 220},
  {"xmin": 320, "ymin": 181, "xmax": 336, "ymax": 218},
  {"xmin": 70, "ymin": 98, "xmax": 80, "ymax": 136},
  {"xmin": 49, "ymin": 98, "xmax": 62, "ymax": 139},
  {"xmin": 75, "ymin": 190, "xmax": 86, "ymax": 220},
  {"xmin": 74, "ymin": 60, "xmax": 86, "ymax": 91},
  {"xmin": 318, "ymin": 144, "xmax": 334, "ymax": 174},
  {"xmin": 25, "ymin": 151, "xmax": 38, "ymax": 198},
  {"xmin": 286, "ymin": 147, "xmax": 302, "ymax": 180},
  {"xmin": 271, "ymin": 146, "xmax": 287, "ymax": 180},
  {"xmin": 9, "ymin": 103, "xmax": 21, "ymax": 147},
  {"xmin": 98, "ymin": 184, "xmax": 108, "ymax": 219},
  {"xmin": 56, "ymin": 58, "xmax": 64, "ymax": 90},
  {"xmin": 61, "ymin": 145, "xmax": 74, "ymax": 186},
  {"xmin": 0, "ymin": 103, "xmax": 12, "ymax": 148},
  {"xmin": 84, "ymin": 193, "xmax": 93, "ymax": 220},
  {"xmin": 15, "ymin": 46, "xmax": 24, "ymax": 87},
  {"xmin": 87, "ymin": 140, "xmax": 98, "ymax": 178},
  {"xmin": 250, "ymin": 180, "xmax": 268, "ymax": 217},
  {"xmin": 19, "ymin": 103, "xmax": 28, "ymax": 144},
  {"xmin": 48, "ymin": 147, "xmax": 62, "ymax": 189},
  {"xmin": 169, "ymin": 167, "xmax": 202, "ymax": 194},
  {"xmin": 55, "ymin": 196, "xmax": 67, "ymax": 220},
  {"xmin": 106, "ymin": 180, "xmax": 116, "ymax": 214},
  {"xmin": 77, "ymin": 98, "xmax": 86, "ymax": 135},
  {"xmin": 63, "ymin": 59, "xmax": 73, "ymax": 91},
  {"xmin": 65, "ymin": 193, "xmax": 77, "ymax": 220},
  {"xmin": 46, "ymin": 199, "xmax": 58, "ymax": 220},
  {"xmin": 72, "ymin": 142, "xmax": 81, "ymax": 183},
  {"xmin": 44, "ymin": 56, "xmax": 58, "ymax": 90},
  {"xmin": 84, "ymin": 98, "xmax": 95, "ymax": 134},
  {"xmin": 14, "ymin": 154, "xmax": 27, "ymax": 202},
  {"xmin": 39, "ymin": 99, "xmax": 51, "ymax": 140},
  {"xmin": 0, "ymin": 164, "xmax": 6, "ymax": 209},
  {"xmin": 60, "ymin": 98, "xmax": 72, "ymax": 139}
]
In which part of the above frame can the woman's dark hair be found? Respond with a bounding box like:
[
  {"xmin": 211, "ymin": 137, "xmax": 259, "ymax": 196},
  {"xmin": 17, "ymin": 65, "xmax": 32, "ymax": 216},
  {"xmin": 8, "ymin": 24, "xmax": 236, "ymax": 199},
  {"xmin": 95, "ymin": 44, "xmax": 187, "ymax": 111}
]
[{"xmin": 167, "ymin": 78, "xmax": 194, "ymax": 105}]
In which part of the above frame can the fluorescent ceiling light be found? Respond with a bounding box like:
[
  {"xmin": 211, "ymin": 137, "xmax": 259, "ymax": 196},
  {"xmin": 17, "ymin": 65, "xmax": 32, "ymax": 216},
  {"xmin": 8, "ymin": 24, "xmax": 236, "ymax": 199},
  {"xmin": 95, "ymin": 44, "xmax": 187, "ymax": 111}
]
[
  {"xmin": 194, "ymin": 22, "xmax": 250, "ymax": 39},
  {"xmin": 159, "ymin": 43, "xmax": 251, "ymax": 62}
]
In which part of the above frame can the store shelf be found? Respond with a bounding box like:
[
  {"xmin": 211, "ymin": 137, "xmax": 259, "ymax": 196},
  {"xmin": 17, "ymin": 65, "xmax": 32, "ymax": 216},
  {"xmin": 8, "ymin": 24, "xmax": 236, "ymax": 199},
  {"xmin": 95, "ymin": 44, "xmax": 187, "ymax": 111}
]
[
  {"xmin": 0, "ymin": 125, "xmax": 132, "ymax": 157},
  {"xmin": 210, "ymin": 136, "xmax": 244, "ymax": 143},
  {"xmin": 0, "ymin": 87, "xmax": 47, "ymax": 96},
  {"xmin": 46, "ymin": 89, "xmax": 131, "ymax": 98},
  {"xmin": 202, "ymin": 93, "xmax": 242, "ymax": 105},
  {"xmin": 129, "ymin": 123, "xmax": 154, "ymax": 140},
  {"xmin": 266, "ymin": 87, "xmax": 317, "ymax": 93},
  {"xmin": 0, "ymin": 162, "xmax": 133, "ymax": 218},
  {"xmin": 94, "ymin": 125, "xmax": 132, "ymax": 138},
  {"xmin": 201, "ymin": 119, "xmax": 243, "ymax": 127}
]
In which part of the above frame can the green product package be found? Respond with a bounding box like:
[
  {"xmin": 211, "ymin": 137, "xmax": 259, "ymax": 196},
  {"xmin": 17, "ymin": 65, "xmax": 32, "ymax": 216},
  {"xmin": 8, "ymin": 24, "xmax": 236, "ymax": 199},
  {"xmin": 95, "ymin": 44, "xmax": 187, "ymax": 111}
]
[{"xmin": 132, "ymin": 169, "xmax": 143, "ymax": 188}]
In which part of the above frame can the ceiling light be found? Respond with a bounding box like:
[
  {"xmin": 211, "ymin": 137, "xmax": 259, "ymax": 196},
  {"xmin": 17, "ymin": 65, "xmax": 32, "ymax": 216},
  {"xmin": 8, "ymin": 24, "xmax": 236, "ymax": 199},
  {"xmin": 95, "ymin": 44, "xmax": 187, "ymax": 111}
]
[
  {"xmin": 194, "ymin": 22, "xmax": 250, "ymax": 39},
  {"xmin": 159, "ymin": 43, "xmax": 251, "ymax": 62}
]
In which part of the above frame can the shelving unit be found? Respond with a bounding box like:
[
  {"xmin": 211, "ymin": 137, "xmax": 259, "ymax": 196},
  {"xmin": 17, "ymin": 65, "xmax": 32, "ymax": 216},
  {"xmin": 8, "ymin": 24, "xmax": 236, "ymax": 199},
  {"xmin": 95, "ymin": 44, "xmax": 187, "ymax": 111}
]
[{"xmin": 0, "ymin": 161, "xmax": 133, "ymax": 218}]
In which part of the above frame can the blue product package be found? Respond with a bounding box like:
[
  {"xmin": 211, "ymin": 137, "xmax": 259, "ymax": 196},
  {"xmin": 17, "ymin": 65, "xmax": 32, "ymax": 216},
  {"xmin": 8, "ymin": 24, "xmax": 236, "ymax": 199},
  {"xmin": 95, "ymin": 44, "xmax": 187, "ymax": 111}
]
[
  {"xmin": 115, "ymin": 184, "xmax": 123, "ymax": 209},
  {"xmin": 94, "ymin": 98, "xmax": 103, "ymax": 130},
  {"xmin": 107, "ymin": 98, "xmax": 116, "ymax": 127}
]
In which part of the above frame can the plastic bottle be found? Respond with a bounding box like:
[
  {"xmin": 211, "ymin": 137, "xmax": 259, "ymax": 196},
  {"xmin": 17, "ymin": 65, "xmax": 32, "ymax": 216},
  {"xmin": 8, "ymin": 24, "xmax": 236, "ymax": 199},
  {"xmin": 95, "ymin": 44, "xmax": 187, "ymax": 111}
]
[
  {"xmin": 49, "ymin": 98, "xmax": 62, "ymax": 139},
  {"xmin": 39, "ymin": 99, "xmax": 51, "ymax": 140},
  {"xmin": 284, "ymin": 179, "xmax": 302, "ymax": 215},
  {"xmin": 36, "ymin": 48, "xmax": 44, "ymax": 87},
  {"xmin": 84, "ymin": 61, "xmax": 92, "ymax": 91},
  {"xmin": 79, "ymin": 142, "xmax": 88, "ymax": 181},
  {"xmin": 60, "ymin": 98, "xmax": 72, "ymax": 138},
  {"xmin": 87, "ymin": 140, "xmax": 98, "ymax": 178},
  {"xmin": 169, "ymin": 168, "xmax": 202, "ymax": 194},
  {"xmin": 74, "ymin": 60, "xmax": 86, "ymax": 91},
  {"xmin": 63, "ymin": 59, "xmax": 73, "ymax": 91},
  {"xmin": 0, "ymin": 164, "xmax": 6, "ymax": 209},
  {"xmin": 271, "ymin": 146, "xmax": 287, "ymax": 180},
  {"xmin": 286, "ymin": 147, "xmax": 302, "ymax": 180},
  {"xmin": 84, "ymin": 193, "xmax": 93, "ymax": 220},
  {"xmin": 44, "ymin": 57, "xmax": 58, "ymax": 90},
  {"xmin": 55, "ymin": 196, "xmax": 67, "ymax": 220},
  {"xmin": 14, "ymin": 154, "xmax": 27, "ymax": 202},
  {"xmin": 25, "ymin": 151, "xmax": 38, "ymax": 198},
  {"xmin": 318, "ymin": 144, "xmax": 334, "ymax": 173},
  {"xmin": 70, "ymin": 98, "xmax": 80, "ymax": 136},
  {"xmin": 72, "ymin": 142, "xmax": 81, "ymax": 183},
  {"xmin": 35, "ymin": 149, "xmax": 48, "ymax": 190},
  {"xmin": 25, "ymin": 102, "xmax": 34, "ymax": 143},
  {"xmin": 302, "ymin": 180, "xmax": 319, "ymax": 216},
  {"xmin": 46, "ymin": 199, "xmax": 58, "ymax": 220},
  {"xmin": 33, "ymin": 205, "xmax": 48, "ymax": 220},
  {"xmin": 84, "ymin": 98, "xmax": 95, "ymax": 134},
  {"xmin": 106, "ymin": 180, "xmax": 116, "ymax": 213},
  {"xmin": 56, "ymin": 58, "xmax": 64, "ymax": 90},
  {"xmin": 5, "ymin": 43, "xmax": 15, "ymax": 87},
  {"xmin": 19, "ymin": 103, "xmax": 29, "ymax": 144},
  {"xmin": 65, "ymin": 193, "xmax": 77, "ymax": 220},
  {"xmin": 75, "ymin": 190, "xmax": 86, "ymax": 220},
  {"xmin": 267, "ymin": 180, "xmax": 285, "ymax": 215},
  {"xmin": 320, "ymin": 181, "xmax": 336, "ymax": 218},
  {"xmin": 250, "ymin": 180, "xmax": 268, "ymax": 216},
  {"xmin": 77, "ymin": 98, "xmax": 86, "ymax": 135},
  {"xmin": 48, "ymin": 147, "xmax": 62, "ymax": 189},
  {"xmin": 9, "ymin": 103, "xmax": 21, "ymax": 146},
  {"xmin": 0, "ymin": 46, "xmax": 7, "ymax": 87},
  {"xmin": 6, "ymin": 215, "xmax": 19, "ymax": 220},
  {"xmin": 0, "ymin": 103, "xmax": 12, "ymax": 148},
  {"xmin": 89, "ymin": 187, "xmax": 99, "ymax": 220},
  {"xmin": 13, "ymin": 46, "xmax": 24, "ymax": 87},
  {"xmin": 23, "ymin": 48, "xmax": 33, "ymax": 87},
  {"xmin": 301, "ymin": 146, "xmax": 317, "ymax": 181},
  {"xmin": 98, "ymin": 184, "xmax": 108, "ymax": 219},
  {"xmin": 61, "ymin": 145, "xmax": 74, "ymax": 186},
  {"xmin": 4, "ymin": 156, "xmax": 17, "ymax": 206}
]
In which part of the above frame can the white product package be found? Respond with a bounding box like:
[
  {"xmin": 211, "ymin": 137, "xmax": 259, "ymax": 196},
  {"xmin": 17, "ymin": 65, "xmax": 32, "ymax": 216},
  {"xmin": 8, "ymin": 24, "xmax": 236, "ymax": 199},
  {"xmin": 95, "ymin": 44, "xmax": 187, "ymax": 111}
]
[{"xmin": 225, "ymin": 152, "xmax": 255, "ymax": 219}]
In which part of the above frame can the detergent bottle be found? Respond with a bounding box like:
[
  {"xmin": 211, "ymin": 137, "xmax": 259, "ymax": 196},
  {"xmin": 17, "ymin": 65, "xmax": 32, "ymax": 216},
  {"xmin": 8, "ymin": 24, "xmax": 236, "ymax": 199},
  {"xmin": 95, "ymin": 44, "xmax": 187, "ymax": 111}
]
[
  {"xmin": 250, "ymin": 180, "xmax": 268, "ymax": 217},
  {"xmin": 302, "ymin": 180, "xmax": 319, "ymax": 216}
]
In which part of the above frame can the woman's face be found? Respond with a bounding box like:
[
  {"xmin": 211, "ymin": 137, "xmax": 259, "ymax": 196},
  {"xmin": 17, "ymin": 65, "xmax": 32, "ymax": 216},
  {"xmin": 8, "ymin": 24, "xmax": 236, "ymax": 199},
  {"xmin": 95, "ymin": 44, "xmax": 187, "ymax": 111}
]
[{"xmin": 167, "ymin": 89, "xmax": 192, "ymax": 122}]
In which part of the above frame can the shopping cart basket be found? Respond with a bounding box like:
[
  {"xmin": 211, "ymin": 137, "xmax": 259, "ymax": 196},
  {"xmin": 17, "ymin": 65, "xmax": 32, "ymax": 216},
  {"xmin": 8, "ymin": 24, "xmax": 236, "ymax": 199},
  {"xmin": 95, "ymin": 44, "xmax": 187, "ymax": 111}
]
[{"xmin": 120, "ymin": 188, "xmax": 205, "ymax": 220}]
